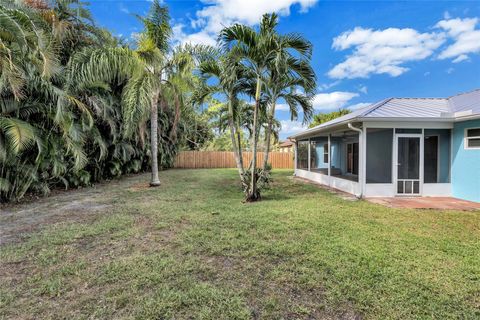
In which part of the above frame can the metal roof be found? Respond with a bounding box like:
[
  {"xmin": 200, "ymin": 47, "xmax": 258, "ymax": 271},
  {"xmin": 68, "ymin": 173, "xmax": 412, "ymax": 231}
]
[
  {"xmin": 290, "ymin": 88, "xmax": 480, "ymax": 139},
  {"xmin": 364, "ymin": 98, "xmax": 450, "ymax": 118},
  {"xmin": 448, "ymin": 89, "xmax": 480, "ymax": 114}
]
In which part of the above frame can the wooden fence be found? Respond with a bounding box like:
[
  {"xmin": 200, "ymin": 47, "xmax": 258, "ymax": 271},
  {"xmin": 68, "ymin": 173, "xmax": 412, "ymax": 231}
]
[{"xmin": 174, "ymin": 151, "xmax": 294, "ymax": 169}]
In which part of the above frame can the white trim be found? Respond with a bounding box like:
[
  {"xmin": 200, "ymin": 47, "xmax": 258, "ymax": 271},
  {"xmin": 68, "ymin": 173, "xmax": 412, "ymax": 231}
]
[
  {"xmin": 364, "ymin": 184, "xmax": 395, "ymax": 197},
  {"xmin": 361, "ymin": 123, "xmax": 367, "ymax": 197},
  {"xmin": 307, "ymin": 138, "xmax": 311, "ymax": 171},
  {"xmin": 327, "ymin": 134, "xmax": 331, "ymax": 176},
  {"xmin": 394, "ymin": 133, "xmax": 423, "ymax": 196},
  {"xmin": 365, "ymin": 121, "xmax": 453, "ymax": 129},
  {"xmin": 295, "ymin": 169, "xmax": 361, "ymax": 196},
  {"xmin": 464, "ymin": 127, "xmax": 480, "ymax": 150},
  {"xmin": 423, "ymin": 183, "xmax": 451, "ymax": 196},
  {"xmin": 294, "ymin": 141, "xmax": 297, "ymax": 171}
]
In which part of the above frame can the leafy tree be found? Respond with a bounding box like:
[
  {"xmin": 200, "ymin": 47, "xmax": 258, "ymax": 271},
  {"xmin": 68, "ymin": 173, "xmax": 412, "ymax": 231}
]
[
  {"xmin": 309, "ymin": 109, "xmax": 351, "ymax": 128},
  {"xmin": 219, "ymin": 13, "xmax": 315, "ymax": 201},
  {"xmin": 194, "ymin": 50, "xmax": 251, "ymax": 184},
  {"xmin": 0, "ymin": 0, "xmax": 200, "ymax": 202}
]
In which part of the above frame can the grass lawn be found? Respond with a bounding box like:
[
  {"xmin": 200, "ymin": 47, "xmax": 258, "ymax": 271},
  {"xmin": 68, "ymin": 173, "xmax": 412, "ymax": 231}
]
[{"xmin": 1, "ymin": 169, "xmax": 479, "ymax": 319}]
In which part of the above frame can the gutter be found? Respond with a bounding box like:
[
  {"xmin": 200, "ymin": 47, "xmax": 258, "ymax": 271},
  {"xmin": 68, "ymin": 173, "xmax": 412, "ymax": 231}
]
[{"xmin": 347, "ymin": 123, "xmax": 364, "ymax": 199}]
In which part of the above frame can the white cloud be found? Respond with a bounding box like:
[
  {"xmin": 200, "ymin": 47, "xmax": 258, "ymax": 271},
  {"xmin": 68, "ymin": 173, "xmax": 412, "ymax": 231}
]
[
  {"xmin": 172, "ymin": 24, "xmax": 217, "ymax": 46},
  {"xmin": 173, "ymin": 0, "xmax": 318, "ymax": 45},
  {"xmin": 279, "ymin": 120, "xmax": 308, "ymax": 136},
  {"xmin": 436, "ymin": 17, "xmax": 480, "ymax": 61},
  {"xmin": 357, "ymin": 85, "xmax": 368, "ymax": 94},
  {"xmin": 446, "ymin": 67, "xmax": 455, "ymax": 74},
  {"xmin": 328, "ymin": 27, "xmax": 445, "ymax": 79},
  {"xmin": 347, "ymin": 102, "xmax": 371, "ymax": 111},
  {"xmin": 276, "ymin": 103, "xmax": 290, "ymax": 111},
  {"xmin": 318, "ymin": 80, "xmax": 340, "ymax": 91},
  {"xmin": 119, "ymin": 4, "xmax": 130, "ymax": 14},
  {"xmin": 277, "ymin": 90, "xmax": 365, "ymax": 113},
  {"xmin": 312, "ymin": 91, "xmax": 359, "ymax": 110},
  {"xmin": 452, "ymin": 54, "xmax": 469, "ymax": 63}
]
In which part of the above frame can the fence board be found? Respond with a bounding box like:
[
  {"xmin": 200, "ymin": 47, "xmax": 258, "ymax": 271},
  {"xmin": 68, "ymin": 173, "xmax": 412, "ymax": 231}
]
[{"xmin": 174, "ymin": 151, "xmax": 293, "ymax": 169}]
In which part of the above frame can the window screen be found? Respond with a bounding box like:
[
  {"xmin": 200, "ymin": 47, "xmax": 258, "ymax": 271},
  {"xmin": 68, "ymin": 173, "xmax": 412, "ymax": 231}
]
[
  {"xmin": 297, "ymin": 140, "xmax": 309, "ymax": 169},
  {"xmin": 366, "ymin": 128, "xmax": 393, "ymax": 183},
  {"xmin": 424, "ymin": 129, "xmax": 451, "ymax": 183}
]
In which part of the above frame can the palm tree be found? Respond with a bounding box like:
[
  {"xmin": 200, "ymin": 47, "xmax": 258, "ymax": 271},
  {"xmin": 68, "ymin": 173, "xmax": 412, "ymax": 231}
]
[
  {"xmin": 194, "ymin": 51, "xmax": 251, "ymax": 185},
  {"xmin": 133, "ymin": 1, "xmax": 171, "ymax": 186},
  {"xmin": 261, "ymin": 58, "xmax": 316, "ymax": 170},
  {"xmin": 220, "ymin": 13, "xmax": 314, "ymax": 201},
  {"xmin": 69, "ymin": 1, "xmax": 198, "ymax": 187},
  {"xmin": 0, "ymin": 2, "xmax": 97, "ymax": 200},
  {"xmin": 1, "ymin": 0, "xmax": 198, "ymax": 202}
]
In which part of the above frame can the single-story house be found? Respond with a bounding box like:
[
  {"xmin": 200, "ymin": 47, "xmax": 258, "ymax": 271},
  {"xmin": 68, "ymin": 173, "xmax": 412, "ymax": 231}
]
[
  {"xmin": 289, "ymin": 89, "xmax": 480, "ymax": 203},
  {"xmin": 278, "ymin": 140, "xmax": 294, "ymax": 153}
]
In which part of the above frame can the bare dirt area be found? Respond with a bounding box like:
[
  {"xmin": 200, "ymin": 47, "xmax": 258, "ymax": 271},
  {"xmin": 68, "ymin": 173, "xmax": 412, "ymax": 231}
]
[{"xmin": 0, "ymin": 175, "xmax": 146, "ymax": 245}]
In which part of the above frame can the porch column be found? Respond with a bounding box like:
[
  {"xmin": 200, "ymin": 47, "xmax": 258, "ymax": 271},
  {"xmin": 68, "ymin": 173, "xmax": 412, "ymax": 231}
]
[
  {"xmin": 359, "ymin": 126, "xmax": 365, "ymax": 197},
  {"xmin": 307, "ymin": 138, "xmax": 311, "ymax": 171},
  {"xmin": 328, "ymin": 134, "xmax": 331, "ymax": 176},
  {"xmin": 294, "ymin": 140, "xmax": 297, "ymax": 172}
]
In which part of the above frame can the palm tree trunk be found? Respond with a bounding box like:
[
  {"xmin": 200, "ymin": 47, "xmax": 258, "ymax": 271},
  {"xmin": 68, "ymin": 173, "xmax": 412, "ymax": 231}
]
[
  {"xmin": 235, "ymin": 122, "xmax": 245, "ymax": 169},
  {"xmin": 246, "ymin": 78, "xmax": 261, "ymax": 202},
  {"xmin": 262, "ymin": 102, "xmax": 276, "ymax": 171},
  {"xmin": 150, "ymin": 89, "xmax": 161, "ymax": 187},
  {"xmin": 226, "ymin": 99, "xmax": 246, "ymax": 185},
  {"xmin": 169, "ymin": 93, "xmax": 181, "ymax": 143}
]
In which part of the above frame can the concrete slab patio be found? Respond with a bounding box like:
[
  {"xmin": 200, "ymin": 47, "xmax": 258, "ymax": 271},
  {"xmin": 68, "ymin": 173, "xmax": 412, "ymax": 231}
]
[{"xmin": 367, "ymin": 197, "xmax": 480, "ymax": 211}]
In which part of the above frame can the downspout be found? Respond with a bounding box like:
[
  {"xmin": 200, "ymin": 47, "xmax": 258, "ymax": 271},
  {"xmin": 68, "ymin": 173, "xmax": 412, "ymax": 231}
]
[{"xmin": 348, "ymin": 123, "xmax": 364, "ymax": 198}]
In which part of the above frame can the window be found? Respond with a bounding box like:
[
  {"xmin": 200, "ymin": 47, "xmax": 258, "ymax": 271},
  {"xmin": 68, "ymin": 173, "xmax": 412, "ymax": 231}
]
[
  {"xmin": 323, "ymin": 143, "xmax": 329, "ymax": 163},
  {"xmin": 465, "ymin": 128, "xmax": 480, "ymax": 149},
  {"xmin": 347, "ymin": 143, "xmax": 359, "ymax": 175}
]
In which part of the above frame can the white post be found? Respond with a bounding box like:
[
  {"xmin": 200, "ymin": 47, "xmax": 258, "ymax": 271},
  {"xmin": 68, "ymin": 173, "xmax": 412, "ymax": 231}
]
[
  {"xmin": 360, "ymin": 125, "xmax": 366, "ymax": 197},
  {"xmin": 294, "ymin": 140, "xmax": 297, "ymax": 173},
  {"xmin": 328, "ymin": 134, "xmax": 331, "ymax": 177},
  {"xmin": 307, "ymin": 138, "xmax": 311, "ymax": 171}
]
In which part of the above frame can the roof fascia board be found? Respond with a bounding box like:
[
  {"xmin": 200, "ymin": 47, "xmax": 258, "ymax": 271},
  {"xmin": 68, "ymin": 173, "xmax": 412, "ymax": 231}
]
[{"xmin": 363, "ymin": 120, "xmax": 453, "ymax": 129}]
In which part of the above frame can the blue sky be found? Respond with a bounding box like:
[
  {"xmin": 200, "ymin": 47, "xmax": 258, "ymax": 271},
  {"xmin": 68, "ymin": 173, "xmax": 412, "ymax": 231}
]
[{"xmin": 89, "ymin": 0, "xmax": 480, "ymax": 139}]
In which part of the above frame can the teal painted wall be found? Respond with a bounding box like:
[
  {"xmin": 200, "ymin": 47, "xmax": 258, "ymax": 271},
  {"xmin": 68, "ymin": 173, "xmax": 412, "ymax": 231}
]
[{"xmin": 451, "ymin": 119, "xmax": 480, "ymax": 202}]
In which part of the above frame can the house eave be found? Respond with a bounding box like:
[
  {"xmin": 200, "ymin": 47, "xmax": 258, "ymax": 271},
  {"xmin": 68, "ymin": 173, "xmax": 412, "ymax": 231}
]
[
  {"xmin": 453, "ymin": 114, "xmax": 480, "ymax": 122},
  {"xmin": 290, "ymin": 114, "xmax": 480, "ymax": 140},
  {"xmin": 288, "ymin": 119, "xmax": 357, "ymax": 140}
]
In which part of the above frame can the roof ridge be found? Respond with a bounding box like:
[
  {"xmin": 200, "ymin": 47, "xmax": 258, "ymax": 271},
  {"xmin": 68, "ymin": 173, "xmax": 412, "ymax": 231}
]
[
  {"xmin": 361, "ymin": 98, "xmax": 393, "ymax": 117},
  {"xmin": 448, "ymin": 88, "xmax": 480, "ymax": 99}
]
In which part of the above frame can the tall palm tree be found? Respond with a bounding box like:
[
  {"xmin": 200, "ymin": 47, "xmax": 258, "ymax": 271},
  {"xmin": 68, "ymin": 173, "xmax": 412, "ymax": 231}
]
[
  {"xmin": 194, "ymin": 51, "xmax": 250, "ymax": 184},
  {"xmin": 133, "ymin": 1, "xmax": 171, "ymax": 186},
  {"xmin": 261, "ymin": 58, "xmax": 316, "ymax": 170},
  {"xmin": 69, "ymin": 1, "xmax": 198, "ymax": 187},
  {"xmin": 220, "ymin": 13, "xmax": 314, "ymax": 201}
]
